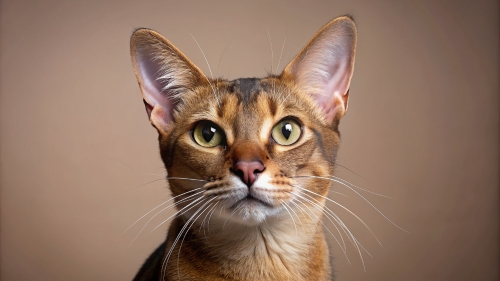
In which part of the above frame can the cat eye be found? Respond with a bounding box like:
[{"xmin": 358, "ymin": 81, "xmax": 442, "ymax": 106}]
[
  {"xmin": 271, "ymin": 119, "xmax": 302, "ymax": 146},
  {"xmin": 193, "ymin": 121, "xmax": 224, "ymax": 148}
]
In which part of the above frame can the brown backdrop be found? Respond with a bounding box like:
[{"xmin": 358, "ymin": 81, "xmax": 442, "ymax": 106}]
[{"xmin": 1, "ymin": 0, "xmax": 498, "ymax": 280}]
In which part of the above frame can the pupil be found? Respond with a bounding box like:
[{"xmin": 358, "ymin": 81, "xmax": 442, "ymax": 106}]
[
  {"xmin": 202, "ymin": 125, "xmax": 215, "ymax": 142},
  {"xmin": 282, "ymin": 123, "xmax": 292, "ymax": 139}
]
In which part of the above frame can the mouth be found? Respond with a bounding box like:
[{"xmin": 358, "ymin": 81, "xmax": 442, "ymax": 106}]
[
  {"xmin": 232, "ymin": 194, "xmax": 271, "ymax": 209},
  {"xmin": 245, "ymin": 194, "xmax": 259, "ymax": 202}
]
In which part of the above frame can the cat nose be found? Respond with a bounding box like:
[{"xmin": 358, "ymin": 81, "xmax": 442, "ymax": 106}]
[{"xmin": 232, "ymin": 161, "xmax": 265, "ymax": 187}]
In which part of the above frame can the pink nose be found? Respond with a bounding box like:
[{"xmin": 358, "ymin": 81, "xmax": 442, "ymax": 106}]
[{"xmin": 232, "ymin": 161, "xmax": 265, "ymax": 186}]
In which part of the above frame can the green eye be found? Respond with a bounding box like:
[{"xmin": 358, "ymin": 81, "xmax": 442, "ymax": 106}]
[
  {"xmin": 271, "ymin": 119, "xmax": 302, "ymax": 146},
  {"xmin": 193, "ymin": 121, "xmax": 224, "ymax": 147}
]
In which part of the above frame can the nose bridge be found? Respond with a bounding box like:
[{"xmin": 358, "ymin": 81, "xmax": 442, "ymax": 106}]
[
  {"xmin": 231, "ymin": 139, "xmax": 266, "ymax": 164},
  {"xmin": 229, "ymin": 97, "xmax": 268, "ymax": 186}
]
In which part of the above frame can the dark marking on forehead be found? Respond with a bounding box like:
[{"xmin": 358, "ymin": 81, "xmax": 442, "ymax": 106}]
[
  {"xmin": 267, "ymin": 98, "xmax": 277, "ymax": 116},
  {"xmin": 230, "ymin": 78, "xmax": 261, "ymax": 105},
  {"xmin": 216, "ymin": 96, "xmax": 226, "ymax": 117}
]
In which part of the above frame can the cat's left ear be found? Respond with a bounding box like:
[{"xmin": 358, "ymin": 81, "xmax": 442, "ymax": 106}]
[{"xmin": 282, "ymin": 16, "xmax": 357, "ymax": 124}]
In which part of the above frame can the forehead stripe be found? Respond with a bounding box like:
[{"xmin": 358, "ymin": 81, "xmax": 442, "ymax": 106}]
[{"xmin": 267, "ymin": 97, "xmax": 277, "ymax": 116}]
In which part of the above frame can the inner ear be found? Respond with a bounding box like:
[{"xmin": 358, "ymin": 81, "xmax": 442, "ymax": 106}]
[
  {"xmin": 130, "ymin": 28, "xmax": 207, "ymax": 133},
  {"xmin": 282, "ymin": 16, "xmax": 357, "ymax": 124},
  {"xmin": 136, "ymin": 48, "xmax": 175, "ymax": 121}
]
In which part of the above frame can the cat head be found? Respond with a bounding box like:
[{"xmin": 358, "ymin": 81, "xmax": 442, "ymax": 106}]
[{"xmin": 130, "ymin": 16, "xmax": 356, "ymax": 226}]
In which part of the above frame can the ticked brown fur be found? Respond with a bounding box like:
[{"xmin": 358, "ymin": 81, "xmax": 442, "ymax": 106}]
[{"xmin": 130, "ymin": 16, "xmax": 357, "ymax": 281}]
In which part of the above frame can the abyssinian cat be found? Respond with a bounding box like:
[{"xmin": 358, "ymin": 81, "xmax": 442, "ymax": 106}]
[{"xmin": 130, "ymin": 15, "xmax": 357, "ymax": 281}]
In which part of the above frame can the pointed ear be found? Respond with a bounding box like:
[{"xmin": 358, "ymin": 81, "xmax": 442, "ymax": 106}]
[
  {"xmin": 130, "ymin": 28, "xmax": 207, "ymax": 133},
  {"xmin": 282, "ymin": 16, "xmax": 357, "ymax": 124}
]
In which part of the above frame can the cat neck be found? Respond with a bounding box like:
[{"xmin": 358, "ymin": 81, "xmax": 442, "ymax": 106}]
[{"xmin": 167, "ymin": 211, "xmax": 331, "ymax": 280}]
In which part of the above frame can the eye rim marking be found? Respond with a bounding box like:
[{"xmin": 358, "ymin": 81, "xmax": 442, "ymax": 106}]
[
  {"xmin": 192, "ymin": 120, "xmax": 226, "ymax": 148},
  {"xmin": 271, "ymin": 117, "xmax": 303, "ymax": 146}
]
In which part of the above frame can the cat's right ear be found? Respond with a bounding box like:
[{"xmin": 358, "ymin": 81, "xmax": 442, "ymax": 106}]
[{"xmin": 130, "ymin": 28, "xmax": 207, "ymax": 134}]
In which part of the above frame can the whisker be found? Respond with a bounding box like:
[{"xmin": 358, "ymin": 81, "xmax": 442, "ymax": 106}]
[
  {"xmin": 332, "ymin": 176, "xmax": 390, "ymax": 198},
  {"xmin": 334, "ymin": 163, "xmax": 368, "ymax": 179},
  {"xmin": 166, "ymin": 177, "xmax": 208, "ymax": 182},
  {"xmin": 122, "ymin": 188, "xmax": 203, "ymax": 235},
  {"xmin": 214, "ymin": 41, "xmax": 231, "ymax": 107},
  {"xmin": 293, "ymin": 175, "xmax": 387, "ymax": 197},
  {"xmin": 197, "ymin": 202, "xmax": 211, "ymax": 234},
  {"xmin": 266, "ymin": 29, "xmax": 279, "ymax": 103},
  {"xmin": 215, "ymin": 41, "xmax": 231, "ymax": 82},
  {"xmin": 282, "ymin": 199, "xmax": 306, "ymax": 235},
  {"xmin": 274, "ymin": 77, "xmax": 287, "ymax": 101},
  {"xmin": 294, "ymin": 188, "xmax": 372, "ymax": 258},
  {"xmin": 293, "ymin": 176, "xmax": 407, "ymax": 232},
  {"xmin": 275, "ymin": 27, "xmax": 287, "ymax": 73},
  {"xmin": 293, "ymin": 184, "xmax": 382, "ymax": 247},
  {"xmin": 219, "ymin": 204, "xmax": 225, "ymax": 219},
  {"xmin": 279, "ymin": 200, "xmax": 298, "ymax": 236},
  {"xmin": 297, "ymin": 190, "xmax": 369, "ymax": 268},
  {"xmin": 288, "ymin": 199, "xmax": 316, "ymax": 234},
  {"xmin": 126, "ymin": 178, "xmax": 165, "ymax": 191},
  {"xmin": 198, "ymin": 201, "xmax": 219, "ymax": 236},
  {"xmin": 161, "ymin": 197, "xmax": 211, "ymax": 281},
  {"xmin": 190, "ymin": 34, "xmax": 214, "ymax": 78},
  {"xmin": 127, "ymin": 177, "xmax": 206, "ymax": 191},
  {"xmin": 189, "ymin": 33, "xmax": 220, "ymax": 108},
  {"xmin": 266, "ymin": 29, "xmax": 274, "ymax": 75},
  {"xmin": 291, "ymin": 192, "xmax": 350, "ymax": 262},
  {"xmin": 133, "ymin": 190, "xmax": 205, "ymax": 242},
  {"xmin": 223, "ymin": 203, "xmax": 243, "ymax": 230},
  {"xmin": 279, "ymin": 87, "xmax": 293, "ymax": 106},
  {"xmin": 206, "ymin": 201, "xmax": 220, "ymax": 234},
  {"xmin": 294, "ymin": 192, "xmax": 350, "ymax": 254},
  {"xmin": 176, "ymin": 197, "xmax": 218, "ymax": 280},
  {"xmin": 146, "ymin": 196, "xmax": 207, "ymax": 236},
  {"xmin": 321, "ymin": 203, "xmax": 372, "ymax": 257}
]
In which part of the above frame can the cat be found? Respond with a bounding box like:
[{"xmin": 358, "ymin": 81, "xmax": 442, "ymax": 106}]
[{"xmin": 129, "ymin": 15, "xmax": 357, "ymax": 281}]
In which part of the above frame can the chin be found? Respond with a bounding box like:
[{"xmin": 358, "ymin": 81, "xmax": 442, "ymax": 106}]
[{"xmin": 224, "ymin": 198, "xmax": 282, "ymax": 226}]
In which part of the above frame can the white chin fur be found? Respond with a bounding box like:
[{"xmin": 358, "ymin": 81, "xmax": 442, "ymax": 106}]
[{"xmin": 218, "ymin": 173, "xmax": 284, "ymax": 226}]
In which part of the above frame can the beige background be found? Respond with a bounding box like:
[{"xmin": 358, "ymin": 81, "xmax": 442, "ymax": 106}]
[{"xmin": 1, "ymin": 0, "xmax": 498, "ymax": 280}]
